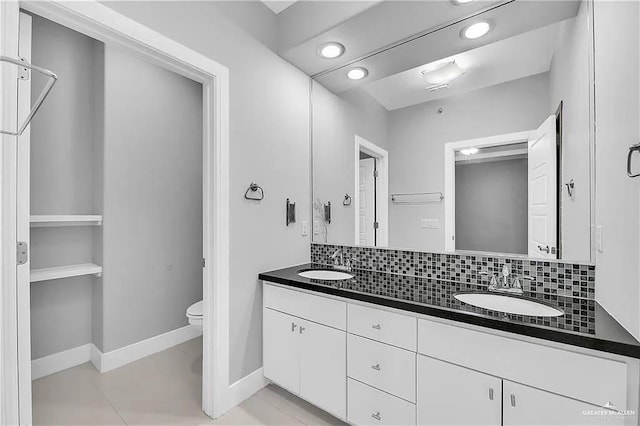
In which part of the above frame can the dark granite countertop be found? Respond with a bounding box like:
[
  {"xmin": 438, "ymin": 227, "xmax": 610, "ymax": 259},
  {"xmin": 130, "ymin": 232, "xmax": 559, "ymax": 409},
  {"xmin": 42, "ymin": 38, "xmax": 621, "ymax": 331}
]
[{"xmin": 259, "ymin": 263, "xmax": 640, "ymax": 359}]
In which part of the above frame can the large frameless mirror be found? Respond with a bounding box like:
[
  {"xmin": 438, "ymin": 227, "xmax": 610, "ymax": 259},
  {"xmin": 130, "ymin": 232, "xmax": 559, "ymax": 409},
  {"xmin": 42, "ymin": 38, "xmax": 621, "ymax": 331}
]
[{"xmin": 311, "ymin": 0, "xmax": 594, "ymax": 263}]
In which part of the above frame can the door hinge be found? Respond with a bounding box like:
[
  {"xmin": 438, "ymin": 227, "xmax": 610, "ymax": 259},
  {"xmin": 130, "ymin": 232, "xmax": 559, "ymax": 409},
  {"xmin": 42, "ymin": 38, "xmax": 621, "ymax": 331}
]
[
  {"xmin": 373, "ymin": 222, "xmax": 379, "ymax": 229},
  {"xmin": 373, "ymin": 170, "xmax": 379, "ymax": 178},
  {"xmin": 202, "ymin": 258, "xmax": 206, "ymax": 268},
  {"xmin": 17, "ymin": 57, "xmax": 29, "ymax": 81},
  {"xmin": 17, "ymin": 242, "xmax": 28, "ymax": 265}
]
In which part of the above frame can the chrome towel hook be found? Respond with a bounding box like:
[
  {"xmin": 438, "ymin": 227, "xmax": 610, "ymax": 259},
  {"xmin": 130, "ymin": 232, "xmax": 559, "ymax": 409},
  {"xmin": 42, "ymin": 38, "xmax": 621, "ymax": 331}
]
[
  {"xmin": 343, "ymin": 194, "xmax": 352, "ymax": 206},
  {"xmin": 565, "ymin": 179, "xmax": 575, "ymax": 198},
  {"xmin": 0, "ymin": 56, "xmax": 58, "ymax": 136}
]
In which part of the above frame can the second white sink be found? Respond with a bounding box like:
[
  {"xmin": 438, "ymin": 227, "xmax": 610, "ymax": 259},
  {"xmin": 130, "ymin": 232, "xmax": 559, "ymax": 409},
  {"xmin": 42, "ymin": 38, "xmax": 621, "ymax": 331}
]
[
  {"xmin": 298, "ymin": 269, "xmax": 354, "ymax": 281},
  {"xmin": 454, "ymin": 292, "xmax": 564, "ymax": 317}
]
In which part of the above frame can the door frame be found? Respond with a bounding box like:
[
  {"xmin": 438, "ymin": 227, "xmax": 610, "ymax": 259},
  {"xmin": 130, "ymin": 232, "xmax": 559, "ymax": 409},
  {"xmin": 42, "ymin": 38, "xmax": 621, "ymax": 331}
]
[
  {"xmin": 354, "ymin": 135, "xmax": 389, "ymax": 247},
  {"xmin": 0, "ymin": 1, "xmax": 231, "ymax": 423},
  {"xmin": 443, "ymin": 130, "xmax": 532, "ymax": 252}
]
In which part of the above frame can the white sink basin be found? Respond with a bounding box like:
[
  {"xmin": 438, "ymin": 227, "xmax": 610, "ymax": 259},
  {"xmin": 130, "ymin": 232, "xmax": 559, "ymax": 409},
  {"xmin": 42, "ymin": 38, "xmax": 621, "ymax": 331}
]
[
  {"xmin": 454, "ymin": 292, "xmax": 564, "ymax": 317},
  {"xmin": 298, "ymin": 269, "xmax": 354, "ymax": 281}
]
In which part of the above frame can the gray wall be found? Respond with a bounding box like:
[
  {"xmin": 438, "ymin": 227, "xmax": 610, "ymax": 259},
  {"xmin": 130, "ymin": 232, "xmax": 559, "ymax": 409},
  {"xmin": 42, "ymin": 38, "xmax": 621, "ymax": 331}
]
[
  {"xmin": 99, "ymin": 45, "xmax": 203, "ymax": 352},
  {"xmin": 29, "ymin": 15, "xmax": 101, "ymax": 359},
  {"xmin": 388, "ymin": 73, "xmax": 550, "ymax": 251},
  {"xmin": 103, "ymin": 1, "xmax": 311, "ymax": 383},
  {"xmin": 455, "ymin": 159, "xmax": 528, "ymax": 255}
]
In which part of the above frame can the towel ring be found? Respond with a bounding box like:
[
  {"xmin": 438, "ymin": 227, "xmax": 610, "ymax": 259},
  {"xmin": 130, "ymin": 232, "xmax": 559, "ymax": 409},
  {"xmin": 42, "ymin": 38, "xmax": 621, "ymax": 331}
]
[{"xmin": 244, "ymin": 183, "xmax": 264, "ymax": 201}]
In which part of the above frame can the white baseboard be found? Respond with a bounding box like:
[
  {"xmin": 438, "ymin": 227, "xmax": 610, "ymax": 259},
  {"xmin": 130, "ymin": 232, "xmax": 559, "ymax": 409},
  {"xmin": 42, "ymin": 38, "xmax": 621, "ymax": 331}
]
[
  {"xmin": 95, "ymin": 325, "xmax": 202, "ymax": 373},
  {"xmin": 32, "ymin": 326, "xmax": 201, "ymax": 379},
  {"xmin": 226, "ymin": 367, "xmax": 268, "ymax": 412},
  {"xmin": 31, "ymin": 343, "xmax": 93, "ymax": 380}
]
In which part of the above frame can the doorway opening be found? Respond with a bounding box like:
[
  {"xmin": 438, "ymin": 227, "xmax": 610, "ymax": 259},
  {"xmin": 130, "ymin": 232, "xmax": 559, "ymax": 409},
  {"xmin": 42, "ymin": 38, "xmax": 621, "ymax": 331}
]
[
  {"xmin": 2, "ymin": 2, "xmax": 231, "ymax": 424},
  {"xmin": 354, "ymin": 135, "xmax": 389, "ymax": 247}
]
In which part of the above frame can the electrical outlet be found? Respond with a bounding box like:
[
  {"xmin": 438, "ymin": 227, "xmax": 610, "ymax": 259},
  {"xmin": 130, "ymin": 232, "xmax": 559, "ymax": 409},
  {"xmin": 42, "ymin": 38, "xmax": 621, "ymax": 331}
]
[
  {"xmin": 421, "ymin": 218, "xmax": 440, "ymax": 229},
  {"xmin": 301, "ymin": 221, "xmax": 309, "ymax": 236},
  {"xmin": 313, "ymin": 220, "xmax": 321, "ymax": 235}
]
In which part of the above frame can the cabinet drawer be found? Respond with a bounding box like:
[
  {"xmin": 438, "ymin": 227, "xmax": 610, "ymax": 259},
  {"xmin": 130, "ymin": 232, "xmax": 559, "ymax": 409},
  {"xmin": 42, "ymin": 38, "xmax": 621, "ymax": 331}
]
[
  {"xmin": 264, "ymin": 283, "xmax": 346, "ymax": 330},
  {"xmin": 348, "ymin": 378, "xmax": 415, "ymax": 426},
  {"xmin": 348, "ymin": 334, "xmax": 416, "ymax": 403},
  {"xmin": 348, "ymin": 303, "xmax": 417, "ymax": 351},
  {"xmin": 418, "ymin": 319, "xmax": 627, "ymax": 409}
]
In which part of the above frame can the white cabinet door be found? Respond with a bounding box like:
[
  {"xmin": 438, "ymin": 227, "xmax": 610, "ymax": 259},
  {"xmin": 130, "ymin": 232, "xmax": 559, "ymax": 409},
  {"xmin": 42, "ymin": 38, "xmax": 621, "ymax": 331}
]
[
  {"xmin": 263, "ymin": 308, "xmax": 300, "ymax": 394},
  {"xmin": 417, "ymin": 355, "xmax": 501, "ymax": 426},
  {"xmin": 594, "ymin": 0, "xmax": 640, "ymax": 341},
  {"xmin": 299, "ymin": 320, "xmax": 347, "ymax": 419},
  {"xmin": 503, "ymin": 381, "xmax": 607, "ymax": 426}
]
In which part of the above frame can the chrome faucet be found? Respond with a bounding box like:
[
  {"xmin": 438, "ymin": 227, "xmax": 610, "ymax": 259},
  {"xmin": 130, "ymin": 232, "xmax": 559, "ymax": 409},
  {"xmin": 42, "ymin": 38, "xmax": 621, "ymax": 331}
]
[
  {"xmin": 329, "ymin": 249, "xmax": 356, "ymax": 271},
  {"xmin": 330, "ymin": 249, "xmax": 343, "ymax": 267},
  {"xmin": 482, "ymin": 264, "xmax": 534, "ymax": 295}
]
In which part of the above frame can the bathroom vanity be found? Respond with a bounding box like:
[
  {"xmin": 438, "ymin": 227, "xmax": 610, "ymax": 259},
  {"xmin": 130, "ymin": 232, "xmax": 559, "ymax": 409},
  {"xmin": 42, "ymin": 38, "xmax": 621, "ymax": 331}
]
[{"xmin": 260, "ymin": 265, "xmax": 640, "ymax": 426}]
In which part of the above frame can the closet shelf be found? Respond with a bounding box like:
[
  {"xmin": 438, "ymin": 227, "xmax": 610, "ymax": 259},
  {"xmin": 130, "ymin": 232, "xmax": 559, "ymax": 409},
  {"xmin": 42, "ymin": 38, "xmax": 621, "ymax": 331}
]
[
  {"xmin": 30, "ymin": 263, "xmax": 102, "ymax": 283},
  {"xmin": 30, "ymin": 215, "xmax": 102, "ymax": 227}
]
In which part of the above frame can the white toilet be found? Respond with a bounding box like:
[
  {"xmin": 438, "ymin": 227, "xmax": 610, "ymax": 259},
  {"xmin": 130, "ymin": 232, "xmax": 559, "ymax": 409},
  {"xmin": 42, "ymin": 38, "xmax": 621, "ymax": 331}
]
[{"xmin": 186, "ymin": 300, "xmax": 203, "ymax": 332}]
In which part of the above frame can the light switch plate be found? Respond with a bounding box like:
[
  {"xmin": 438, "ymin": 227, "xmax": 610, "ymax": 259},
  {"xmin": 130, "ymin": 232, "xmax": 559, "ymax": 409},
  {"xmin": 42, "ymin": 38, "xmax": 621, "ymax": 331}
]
[
  {"xmin": 313, "ymin": 220, "xmax": 320, "ymax": 235},
  {"xmin": 301, "ymin": 221, "xmax": 309, "ymax": 236},
  {"xmin": 421, "ymin": 218, "xmax": 440, "ymax": 229}
]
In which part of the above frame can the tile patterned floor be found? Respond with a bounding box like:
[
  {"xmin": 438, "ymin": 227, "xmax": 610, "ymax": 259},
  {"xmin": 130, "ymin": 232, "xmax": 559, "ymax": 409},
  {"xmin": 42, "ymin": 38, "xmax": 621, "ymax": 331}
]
[{"xmin": 32, "ymin": 337, "xmax": 346, "ymax": 425}]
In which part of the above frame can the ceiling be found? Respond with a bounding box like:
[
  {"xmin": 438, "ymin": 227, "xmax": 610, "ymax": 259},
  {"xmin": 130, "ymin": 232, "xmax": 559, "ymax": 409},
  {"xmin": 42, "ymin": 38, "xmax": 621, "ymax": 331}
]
[
  {"xmin": 261, "ymin": 1, "xmax": 298, "ymax": 14},
  {"xmin": 313, "ymin": 0, "xmax": 579, "ymax": 94},
  {"xmin": 277, "ymin": 0, "xmax": 503, "ymax": 76},
  {"xmin": 363, "ymin": 19, "xmax": 564, "ymax": 111}
]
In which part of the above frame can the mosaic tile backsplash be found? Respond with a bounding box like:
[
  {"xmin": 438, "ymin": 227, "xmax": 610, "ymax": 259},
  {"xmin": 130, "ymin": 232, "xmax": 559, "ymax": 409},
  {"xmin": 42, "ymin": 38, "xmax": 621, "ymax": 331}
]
[{"xmin": 310, "ymin": 243, "xmax": 595, "ymax": 299}]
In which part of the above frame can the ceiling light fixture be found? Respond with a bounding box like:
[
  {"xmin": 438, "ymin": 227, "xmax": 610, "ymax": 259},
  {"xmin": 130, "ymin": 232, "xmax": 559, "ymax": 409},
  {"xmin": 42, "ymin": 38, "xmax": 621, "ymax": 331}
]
[
  {"xmin": 461, "ymin": 20, "xmax": 493, "ymax": 40},
  {"xmin": 422, "ymin": 61, "xmax": 465, "ymax": 88},
  {"xmin": 460, "ymin": 148, "xmax": 479, "ymax": 156},
  {"xmin": 317, "ymin": 42, "xmax": 345, "ymax": 59},
  {"xmin": 450, "ymin": 0, "xmax": 476, "ymax": 5},
  {"xmin": 347, "ymin": 67, "xmax": 368, "ymax": 80}
]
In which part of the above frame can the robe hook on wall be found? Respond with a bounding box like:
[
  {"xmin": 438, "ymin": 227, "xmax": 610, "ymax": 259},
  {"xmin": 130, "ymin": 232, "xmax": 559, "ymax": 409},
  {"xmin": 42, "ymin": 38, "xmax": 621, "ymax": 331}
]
[
  {"xmin": 343, "ymin": 194, "xmax": 352, "ymax": 206},
  {"xmin": 244, "ymin": 182, "xmax": 264, "ymax": 201},
  {"xmin": 565, "ymin": 179, "xmax": 575, "ymax": 198}
]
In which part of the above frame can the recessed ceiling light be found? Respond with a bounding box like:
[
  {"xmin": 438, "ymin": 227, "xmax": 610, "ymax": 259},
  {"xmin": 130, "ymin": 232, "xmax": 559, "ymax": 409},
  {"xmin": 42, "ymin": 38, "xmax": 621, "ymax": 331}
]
[
  {"xmin": 460, "ymin": 147, "xmax": 479, "ymax": 156},
  {"xmin": 317, "ymin": 42, "xmax": 345, "ymax": 59},
  {"xmin": 450, "ymin": 0, "xmax": 476, "ymax": 5},
  {"xmin": 461, "ymin": 21, "xmax": 493, "ymax": 40},
  {"xmin": 347, "ymin": 67, "xmax": 368, "ymax": 80}
]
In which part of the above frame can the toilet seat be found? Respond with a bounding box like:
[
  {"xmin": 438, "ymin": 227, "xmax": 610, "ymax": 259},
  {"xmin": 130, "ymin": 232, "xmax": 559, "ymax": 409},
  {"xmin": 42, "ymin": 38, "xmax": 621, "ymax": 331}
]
[
  {"xmin": 186, "ymin": 300, "xmax": 203, "ymax": 329},
  {"xmin": 186, "ymin": 300, "xmax": 203, "ymax": 319}
]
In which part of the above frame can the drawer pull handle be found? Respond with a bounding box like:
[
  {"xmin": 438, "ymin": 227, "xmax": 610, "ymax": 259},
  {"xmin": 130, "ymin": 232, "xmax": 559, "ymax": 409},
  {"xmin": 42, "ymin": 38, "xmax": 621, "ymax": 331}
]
[
  {"xmin": 510, "ymin": 394, "xmax": 516, "ymax": 407},
  {"xmin": 489, "ymin": 388, "xmax": 494, "ymax": 401},
  {"xmin": 291, "ymin": 322, "xmax": 297, "ymax": 332},
  {"xmin": 371, "ymin": 363, "xmax": 381, "ymax": 371},
  {"xmin": 299, "ymin": 326, "xmax": 306, "ymax": 334},
  {"xmin": 371, "ymin": 412, "xmax": 382, "ymax": 421},
  {"xmin": 372, "ymin": 324, "xmax": 382, "ymax": 330}
]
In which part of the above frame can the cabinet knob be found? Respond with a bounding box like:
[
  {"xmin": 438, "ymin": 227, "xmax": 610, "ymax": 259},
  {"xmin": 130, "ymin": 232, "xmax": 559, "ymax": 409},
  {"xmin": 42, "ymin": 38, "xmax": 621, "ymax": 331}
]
[
  {"xmin": 291, "ymin": 322, "xmax": 297, "ymax": 332},
  {"xmin": 510, "ymin": 394, "xmax": 516, "ymax": 407},
  {"xmin": 299, "ymin": 326, "xmax": 306, "ymax": 334},
  {"xmin": 371, "ymin": 363, "xmax": 381, "ymax": 371},
  {"xmin": 372, "ymin": 324, "xmax": 382, "ymax": 330},
  {"xmin": 489, "ymin": 388, "xmax": 494, "ymax": 401},
  {"xmin": 371, "ymin": 412, "xmax": 382, "ymax": 421}
]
